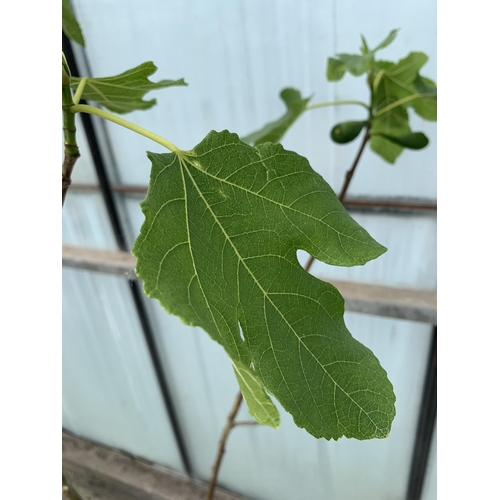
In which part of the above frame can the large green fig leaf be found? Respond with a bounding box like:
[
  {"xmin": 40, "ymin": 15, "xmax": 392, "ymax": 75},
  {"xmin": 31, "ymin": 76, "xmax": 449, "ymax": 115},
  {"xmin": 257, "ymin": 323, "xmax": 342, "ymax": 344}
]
[
  {"xmin": 411, "ymin": 75, "xmax": 437, "ymax": 121},
  {"xmin": 70, "ymin": 62, "xmax": 187, "ymax": 114},
  {"xmin": 241, "ymin": 89, "xmax": 311, "ymax": 145},
  {"xmin": 372, "ymin": 52, "xmax": 437, "ymax": 123},
  {"xmin": 371, "ymin": 52, "xmax": 436, "ymax": 163},
  {"xmin": 373, "ymin": 52, "xmax": 428, "ymax": 109},
  {"xmin": 132, "ymin": 130, "xmax": 395, "ymax": 440},
  {"xmin": 62, "ymin": 0, "xmax": 85, "ymax": 47}
]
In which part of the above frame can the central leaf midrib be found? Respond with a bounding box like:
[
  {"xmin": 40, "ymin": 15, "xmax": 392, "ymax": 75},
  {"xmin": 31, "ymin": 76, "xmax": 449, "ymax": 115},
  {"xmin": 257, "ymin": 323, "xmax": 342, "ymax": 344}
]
[
  {"xmin": 180, "ymin": 157, "xmax": 383, "ymax": 433},
  {"xmin": 179, "ymin": 161, "xmax": 245, "ymax": 361}
]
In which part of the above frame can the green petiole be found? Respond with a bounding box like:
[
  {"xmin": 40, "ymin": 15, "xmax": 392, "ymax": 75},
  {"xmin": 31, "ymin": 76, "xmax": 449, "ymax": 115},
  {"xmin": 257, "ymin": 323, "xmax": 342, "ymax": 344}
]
[
  {"xmin": 70, "ymin": 104, "xmax": 181, "ymax": 153},
  {"xmin": 72, "ymin": 78, "xmax": 87, "ymax": 105},
  {"xmin": 306, "ymin": 100, "xmax": 370, "ymax": 111},
  {"xmin": 374, "ymin": 93, "xmax": 425, "ymax": 118}
]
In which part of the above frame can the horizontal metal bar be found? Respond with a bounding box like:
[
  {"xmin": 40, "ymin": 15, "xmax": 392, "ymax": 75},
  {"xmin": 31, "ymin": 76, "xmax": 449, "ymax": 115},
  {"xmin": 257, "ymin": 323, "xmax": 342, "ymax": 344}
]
[
  {"xmin": 63, "ymin": 244, "xmax": 137, "ymax": 277},
  {"xmin": 71, "ymin": 183, "xmax": 147, "ymax": 194},
  {"xmin": 342, "ymin": 198, "xmax": 436, "ymax": 212},
  {"xmin": 63, "ymin": 245, "xmax": 436, "ymax": 324},
  {"xmin": 328, "ymin": 278, "xmax": 437, "ymax": 325},
  {"xmin": 70, "ymin": 184, "xmax": 436, "ymax": 214}
]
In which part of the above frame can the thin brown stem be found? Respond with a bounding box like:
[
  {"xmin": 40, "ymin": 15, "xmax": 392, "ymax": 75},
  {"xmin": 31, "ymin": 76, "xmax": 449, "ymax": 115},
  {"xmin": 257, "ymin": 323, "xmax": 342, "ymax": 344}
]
[
  {"xmin": 304, "ymin": 126, "xmax": 371, "ymax": 273},
  {"xmin": 207, "ymin": 391, "xmax": 244, "ymax": 500},
  {"xmin": 337, "ymin": 126, "xmax": 371, "ymax": 202}
]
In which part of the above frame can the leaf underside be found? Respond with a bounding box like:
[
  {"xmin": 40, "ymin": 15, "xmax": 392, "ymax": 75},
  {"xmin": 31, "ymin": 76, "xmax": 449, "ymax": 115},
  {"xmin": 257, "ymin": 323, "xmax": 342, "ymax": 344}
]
[
  {"xmin": 132, "ymin": 130, "xmax": 396, "ymax": 440},
  {"xmin": 241, "ymin": 88, "xmax": 311, "ymax": 146},
  {"xmin": 70, "ymin": 62, "xmax": 187, "ymax": 114}
]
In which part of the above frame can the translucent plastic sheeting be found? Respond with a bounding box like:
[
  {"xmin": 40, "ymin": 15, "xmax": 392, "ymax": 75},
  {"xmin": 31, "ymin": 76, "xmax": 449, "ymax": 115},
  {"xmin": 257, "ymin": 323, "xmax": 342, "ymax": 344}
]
[
  {"xmin": 62, "ymin": 119, "xmax": 184, "ymax": 470},
  {"xmin": 63, "ymin": 268, "xmax": 184, "ymax": 470}
]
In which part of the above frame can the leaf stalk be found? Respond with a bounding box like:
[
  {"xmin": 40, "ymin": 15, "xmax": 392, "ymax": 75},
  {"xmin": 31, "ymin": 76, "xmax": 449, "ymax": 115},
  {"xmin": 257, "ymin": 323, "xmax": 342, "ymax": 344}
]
[
  {"xmin": 70, "ymin": 104, "xmax": 181, "ymax": 153},
  {"xmin": 72, "ymin": 77, "xmax": 87, "ymax": 105},
  {"xmin": 374, "ymin": 93, "xmax": 426, "ymax": 118},
  {"xmin": 207, "ymin": 392, "xmax": 244, "ymax": 500},
  {"xmin": 307, "ymin": 99, "xmax": 370, "ymax": 111}
]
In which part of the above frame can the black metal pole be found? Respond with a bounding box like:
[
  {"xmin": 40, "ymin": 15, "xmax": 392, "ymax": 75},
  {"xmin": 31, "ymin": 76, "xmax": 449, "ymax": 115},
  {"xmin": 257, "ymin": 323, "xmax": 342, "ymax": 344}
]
[
  {"xmin": 406, "ymin": 326, "xmax": 437, "ymax": 499},
  {"xmin": 63, "ymin": 34, "xmax": 194, "ymax": 476}
]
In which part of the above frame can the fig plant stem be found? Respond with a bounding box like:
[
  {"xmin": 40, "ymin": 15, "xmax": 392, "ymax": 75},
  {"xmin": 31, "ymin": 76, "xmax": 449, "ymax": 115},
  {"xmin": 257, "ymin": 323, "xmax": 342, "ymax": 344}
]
[
  {"xmin": 206, "ymin": 391, "xmax": 244, "ymax": 500},
  {"xmin": 337, "ymin": 125, "xmax": 371, "ymax": 201},
  {"xmin": 62, "ymin": 80, "xmax": 80, "ymax": 206}
]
